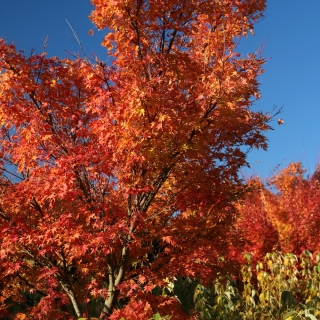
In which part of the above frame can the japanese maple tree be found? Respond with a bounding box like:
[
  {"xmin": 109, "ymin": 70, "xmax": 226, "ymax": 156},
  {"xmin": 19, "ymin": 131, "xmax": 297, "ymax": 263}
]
[
  {"xmin": 0, "ymin": 0, "xmax": 270, "ymax": 318},
  {"xmin": 265, "ymin": 163, "xmax": 320, "ymax": 253},
  {"xmin": 235, "ymin": 177, "xmax": 280, "ymax": 262},
  {"xmin": 236, "ymin": 163, "xmax": 320, "ymax": 259}
]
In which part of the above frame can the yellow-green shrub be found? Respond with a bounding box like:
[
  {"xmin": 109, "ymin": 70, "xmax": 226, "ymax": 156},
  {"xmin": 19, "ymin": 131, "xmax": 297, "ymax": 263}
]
[{"xmin": 193, "ymin": 251, "xmax": 320, "ymax": 319}]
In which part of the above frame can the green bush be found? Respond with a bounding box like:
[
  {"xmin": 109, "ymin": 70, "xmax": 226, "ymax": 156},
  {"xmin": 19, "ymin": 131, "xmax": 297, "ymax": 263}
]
[{"xmin": 193, "ymin": 251, "xmax": 320, "ymax": 319}]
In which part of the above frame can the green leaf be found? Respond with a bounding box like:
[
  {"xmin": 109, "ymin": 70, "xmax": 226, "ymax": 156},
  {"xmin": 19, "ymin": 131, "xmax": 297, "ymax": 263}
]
[
  {"xmin": 153, "ymin": 313, "xmax": 162, "ymax": 320},
  {"xmin": 281, "ymin": 290, "xmax": 296, "ymax": 311}
]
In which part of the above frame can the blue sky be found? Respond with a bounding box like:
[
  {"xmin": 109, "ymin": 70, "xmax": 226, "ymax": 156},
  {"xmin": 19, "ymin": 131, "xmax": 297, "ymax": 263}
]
[{"xmin": 1, "ymin": 1, "xmax": 319, "ymax": 180}]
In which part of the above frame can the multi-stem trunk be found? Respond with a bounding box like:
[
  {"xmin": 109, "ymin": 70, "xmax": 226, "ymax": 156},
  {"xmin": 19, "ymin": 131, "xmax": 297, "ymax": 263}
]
[{"xmin": 100, "ymin": 246, "xmax": 130, "ymax": 319}]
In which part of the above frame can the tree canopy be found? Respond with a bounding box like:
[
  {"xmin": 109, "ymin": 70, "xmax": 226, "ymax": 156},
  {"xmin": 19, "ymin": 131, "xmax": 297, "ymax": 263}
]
[{"xmin": 0, "ymin": 0, "xmax": 269, "ymax": 318}]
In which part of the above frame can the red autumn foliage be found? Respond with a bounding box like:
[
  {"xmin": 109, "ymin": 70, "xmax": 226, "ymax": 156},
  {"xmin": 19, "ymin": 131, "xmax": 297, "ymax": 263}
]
[
  {"xmin": 267, "ymin": 163, "xmax": 320, "ymax": 253},
  {"xmin": 0, "ymin": 0, "xmax": 269, "ymax": 318},
  {"xmin": 235, "ymin": 178, "xmax": 280, "ymax": 262},
  {"xmin": 237, "ymin": 163, "xmax": 320, "ymax": 260}
]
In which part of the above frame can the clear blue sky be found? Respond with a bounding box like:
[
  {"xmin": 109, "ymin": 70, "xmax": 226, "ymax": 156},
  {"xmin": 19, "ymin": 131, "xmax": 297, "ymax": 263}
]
[{"xmin": 1, "ymin": 1, "xmax": 319, "ymax": 179}]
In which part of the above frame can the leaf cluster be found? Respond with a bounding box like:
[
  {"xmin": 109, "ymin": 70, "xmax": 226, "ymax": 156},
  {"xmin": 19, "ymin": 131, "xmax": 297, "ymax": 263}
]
[{"xmin": 192, "ymin": 251, "xmax": 320, "ymax": 319}]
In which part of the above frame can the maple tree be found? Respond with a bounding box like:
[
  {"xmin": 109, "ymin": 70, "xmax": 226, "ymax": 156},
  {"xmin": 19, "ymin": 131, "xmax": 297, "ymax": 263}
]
[
  {"xmin": 235, "ymin": 178, "xmax": 280, "ymax": 261},
  {"xmin": 266, "ymin": 163, "xmax": 320, "ymax": 253},
  {"xmin": 236, "ymin": 162, "xmax": 320, "ymax": 260},
  {"xmin": 0, "ymin": 0, "xmax": 270, "ymax": 318}
]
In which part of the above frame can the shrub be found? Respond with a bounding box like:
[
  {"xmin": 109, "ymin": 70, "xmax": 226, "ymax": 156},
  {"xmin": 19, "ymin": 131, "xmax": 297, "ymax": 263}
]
[{"xmin": 193, "ymin": 251, "xmax": 320, "ymax": 319}]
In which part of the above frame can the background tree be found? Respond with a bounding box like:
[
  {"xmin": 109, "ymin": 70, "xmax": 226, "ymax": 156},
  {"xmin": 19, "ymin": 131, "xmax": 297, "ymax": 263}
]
[
  {"xmin": 235, "ymin": 178, "xmax": 280, "ymax": 262},
  {"xmin": 265, "ymin": 163, "xmax": 320, "ymax": 253},
  {"xmin": 236, "ymin": 163, "xmax": 320, "ymax": 258},
  {"xmin": 0, "ymin": 0, "xmax": 270, "ymax": 318}
]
